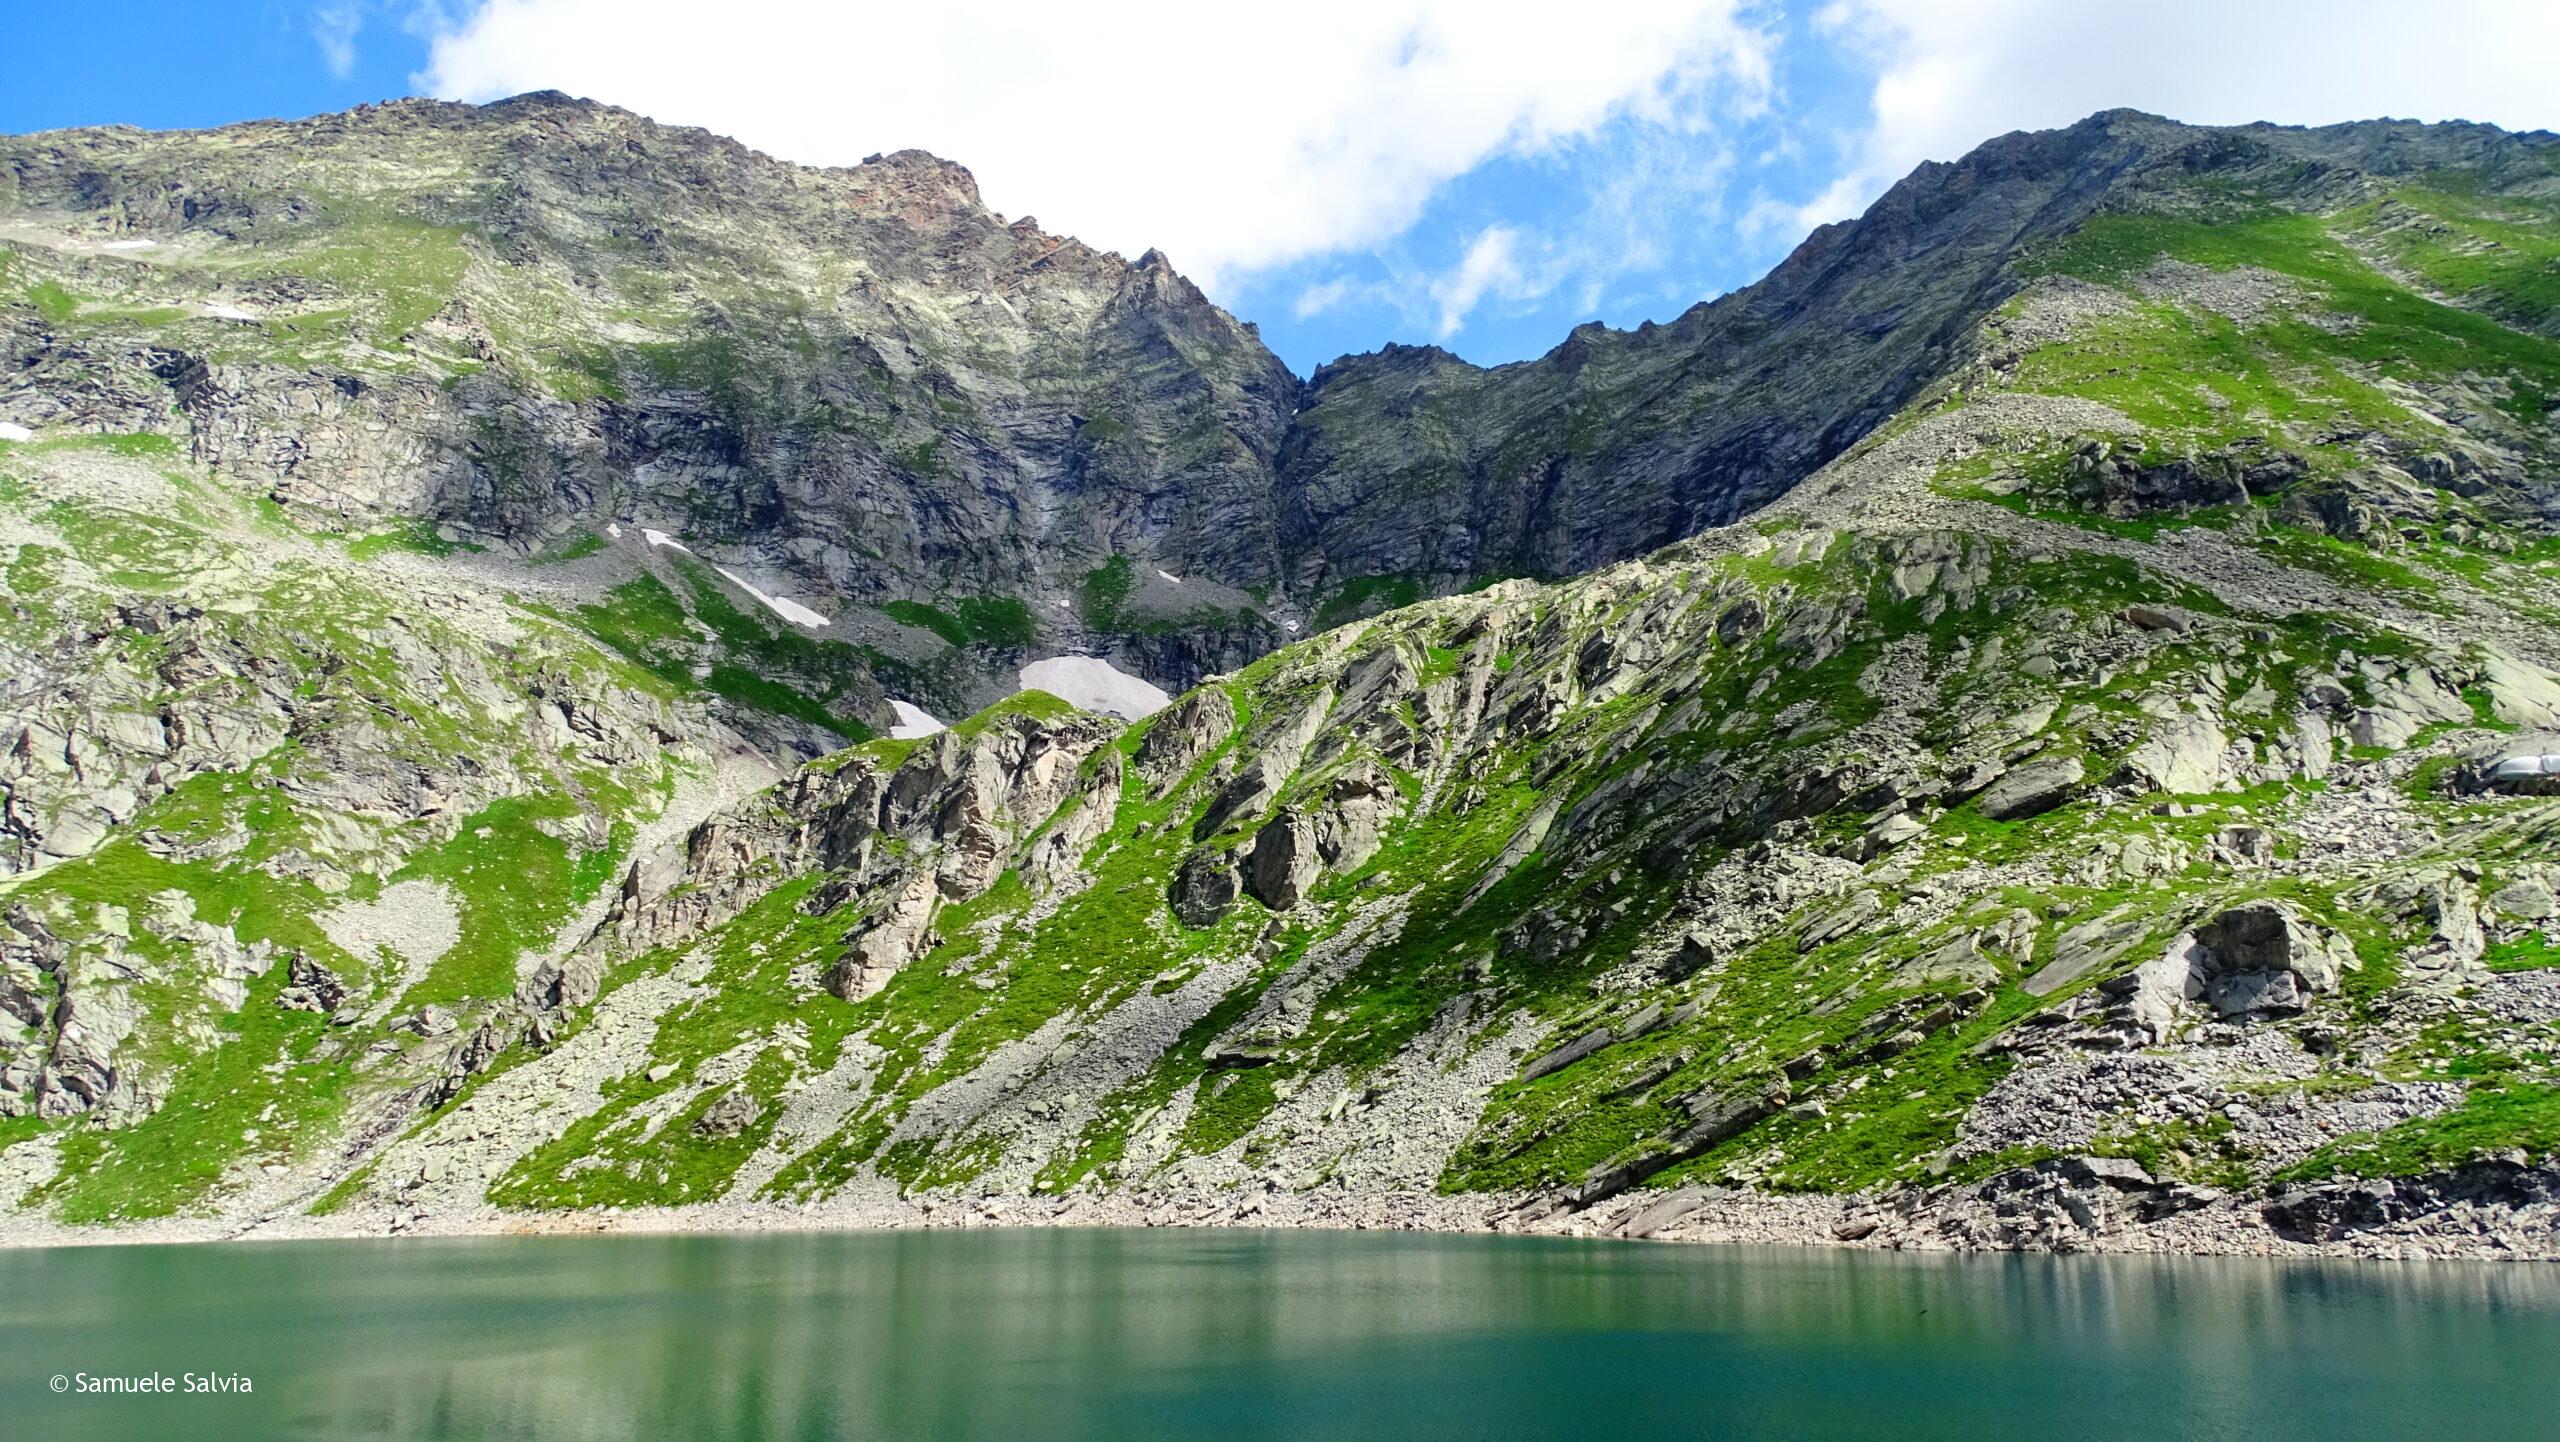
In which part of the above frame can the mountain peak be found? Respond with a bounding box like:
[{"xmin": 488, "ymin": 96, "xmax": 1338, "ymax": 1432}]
[
  {"xmin": 855, "ymin": 147, "xmax": 985, "ymax": 208},
  {"xmin": 485, "ymin": 88, "xmax": 603, "ymax": 113}
]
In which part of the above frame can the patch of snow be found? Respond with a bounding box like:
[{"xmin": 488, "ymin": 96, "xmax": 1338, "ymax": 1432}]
[
  {"xmin": 0, "ymin": 422, "xmax": 30, "ymax": 443},
  {"xmin": 100, "ymin": 238, "xmax": 156, "ymax": 251},
  {"xmin": 605, "ymin": 522, "xmax": 623, "ymax": 538},
  {"xmin": 889, "ymin": 700, "xmax": 946, "ymax": 739},
  {"xmin": 639, "ymin": 527, "xmax": 690, "ymax": 552},
  {"xmin": 203, "ymin": 303, "xmax": 259, "ymax": 322},
  {"xmin": 1018, "ymin": 655, "xmax": 1172, "ymax": 721},
  {"xmin": 1283, "ymin": 618, "xmax": 1302, "ymax": 634},
  {"xmin": 714, "ymin": 565, "xmax": 830, "ymax": 628},
  {"xmin": 1053, "ymin": 598, "xmax": 1070, "ymax": 609},
  {"xmin": 1156, "ymin": 568, "xmax": 1182, "ymax": 584}
]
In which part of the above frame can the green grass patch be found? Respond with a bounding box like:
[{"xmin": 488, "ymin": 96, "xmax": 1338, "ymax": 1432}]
[
  {"xmin": 348, "ymin": 517, "xmax": 472, "ymax": 560},
  {"xmin": 29, "ymin": 431, "xmax": 180, "ymax": 458},
  {"xmin": 2349, "ymin": 185, "xmax": 2560, "ymax": 336},
  {"xmin": 881, "ymin": 596, "xmax": 1038, "ymax": 649},
  {"xmin": 9, "ymin": 799, "xmax": 367, "ymax": 1221},
  {"xmin": 1079, "ymin": 555, "xmax": 1135, "ymax": 629},
  {"xmin": 391, "ymin": 797, "xmax": 626, "ymax": 1007},
  {"xmin": 25, "ymin": 279, "xmax": 83, "ymax": 323},
  {"xmin": 704, "ymin": 665, "xmax": 851, "ymax": 736},
  {"xmin": 2487, "ymin": 931, "xmax": 2560, "ymax": 973},
  {"xmin": 883, "ymin": 599, "xmax": 970, "ymax": 646},
  {"xmin": 2278, "ymin": 1082, "xmax": 2560, "ymax": 1182},
  {"xmin": 31, "ymin": 988, "xmax": 354, "ymax": 1225},
  {"xmin": 2022, "ymin": 205, "xmax": 2560, "ymax": 430},
  {"xmin": 532, "ymin": 532, "xmax": 609, "ymax": 564},
  {"xmin": 1314, "ymin": 573, "xmax": 1424, "ymax": 631},
  {"xmin": 957, "ymin": 595, "xmax": 1037, "ymax": 648}
]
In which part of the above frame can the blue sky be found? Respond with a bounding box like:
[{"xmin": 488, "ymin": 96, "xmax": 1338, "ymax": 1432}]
[{"xmin": 7, "ymin": 2, "xmax": 2555, "ymax": 376}]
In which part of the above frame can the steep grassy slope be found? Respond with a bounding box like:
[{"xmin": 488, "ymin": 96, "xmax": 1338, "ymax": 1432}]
[{"xmin": 432, "ymin": 518, "xmax": 2557, "ymax": 1218}]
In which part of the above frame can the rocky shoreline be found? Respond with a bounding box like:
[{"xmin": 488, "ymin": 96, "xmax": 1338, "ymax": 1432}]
[{"xmin": 6, "ymin": 1156, "xmax": 2552, "ymax": 1263}]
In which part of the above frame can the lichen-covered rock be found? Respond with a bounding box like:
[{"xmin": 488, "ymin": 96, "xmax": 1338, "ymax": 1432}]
[
  {"xmin": 1245, "ymin": 811, "xmax": 1325, "ymax": 912},
  {"xmin": 1975, "ymin": 754, "xmax": 2085, "ymax": 820},
  {"xmin": 824, "ymin": 873, "xmax": 943, "ymax": 1002},
  {"xmin": 1170, "ymin": 850, "xmax": 1244, "ymax": 929},
  {"xmin": 2117, "ymin": 706, "xmax": 2228, "ymax": 795},
  {"xmin": 2194, "ymin": 901, "xmax": 2355, "ymax": 1016},
  {"xmin": 692, "ymin": 1088, "xmax": 763, "ymax": 1139},
  {"xmin": 1134, "ymin": 690, "xmax": 1236, "ymax": 794}
]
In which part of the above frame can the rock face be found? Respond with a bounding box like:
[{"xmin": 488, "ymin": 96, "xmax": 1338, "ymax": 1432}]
[
  {"xmin": 2261, "ymin": 1161, "xmax": 2560, "ymax": 1244},
  {"xmin": 1135, "ymin": 690, "xmax": 1236, "ymax": 793},
  {"xmin": 1975, "ymin": 756, "xmax": 2085, "ymax": 821},
  {"xmin": 1244, "ymin": 811, "xmax": 1324, "ymax": 912},
  {"xmin": 2193, "ymin": 903, "xmax": 2354, "ymax": 1017},
  {"xmin": 595, "ymin": 701, "xmax": 1119, "ymax": 1008},
  {"xmin": 2467, "ymin": 735, "xmax": 2560, "ymax": 796},
  {"xmin": 3, "ymin": 99, "xmax": 2560, "ymax": 1255},
  {"xmin": 1961, "ymin": 1156, "xmax": 2212, "ymax": 1250},
  {"xmin": 1169, "ymin": 850, "xmax": 1243, "ymax": 928}
]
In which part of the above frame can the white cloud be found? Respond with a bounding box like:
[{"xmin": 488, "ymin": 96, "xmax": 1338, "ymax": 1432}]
[
  {"xmin": 416, "ymin": 0, "xmax": 1773, "ymax": 291},
  {"xmin": 1431, "ymin": 225, "xmax": 1533, "ymax": 337},
  {"xmin": 1554, "ymin": 125, "xmax": 1735, "ymax": 309},
  {"xmin": 1293, "ymin": 277, "xmax": 1359, "ymax": 320},
  {"xmin": 1735, "ymin": 193, "xmax": 1797, "ymax": 245},
  {"xmin": 1793, "ymin": 0, "xmax": 2560, "ymax": 235},
  {"xmin": 310, "ymin": 1, "xmax": 364, "ymax": 76}
]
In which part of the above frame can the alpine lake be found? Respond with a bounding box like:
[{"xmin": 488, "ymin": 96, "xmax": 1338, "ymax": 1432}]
[{"xmin": 7, "ymin": 1227, "xmax": 2555, "ymax": 1441}]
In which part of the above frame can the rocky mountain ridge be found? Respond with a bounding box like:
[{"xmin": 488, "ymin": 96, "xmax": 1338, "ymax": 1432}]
[
  {"xmin": 1282, "ymin": 110, "xmax": 2560, "ymax": 588},
  {"xmin": 3, "ymin": 99, "xmax": 2560, "ymax": 1257},
  {"xmin": 2, "ymin": 91, "xmax": 1300, "ymax": 721},
  {"xmin": 13, "ymin": 99, "xmax": 2551, "ymax": 724}
]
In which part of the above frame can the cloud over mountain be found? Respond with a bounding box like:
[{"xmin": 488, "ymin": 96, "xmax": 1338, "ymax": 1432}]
[{"xmin": 419, "ymin": 0, "xmax": 1775, "ymax": 290}]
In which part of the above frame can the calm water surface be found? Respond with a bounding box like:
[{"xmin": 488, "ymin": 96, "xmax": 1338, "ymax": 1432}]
[{"xmin": 4, "ymin": 1227, "xmax": 2555, "ymax": 1441}]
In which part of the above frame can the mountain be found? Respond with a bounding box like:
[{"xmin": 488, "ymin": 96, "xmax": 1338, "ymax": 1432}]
[
  {"xmin": 3, "ymin": 99, "xmax": 2560, "ymax": 1255},
  {"xmin": 1, "ymin": 91, "xmax": 1301, "ymax": 729},
  {"xmin": 1279, "ymin": 111, "xmax": 2560, "ymax": 589},
  {"xmin": 16, "ymin": 98, "xmax": 2546, "ymax": 723}
]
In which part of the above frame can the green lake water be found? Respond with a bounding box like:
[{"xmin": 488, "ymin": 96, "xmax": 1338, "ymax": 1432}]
[{"xmin": 4, "ymin": 1227, "xmax": 2554, "ymax": 1441}]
